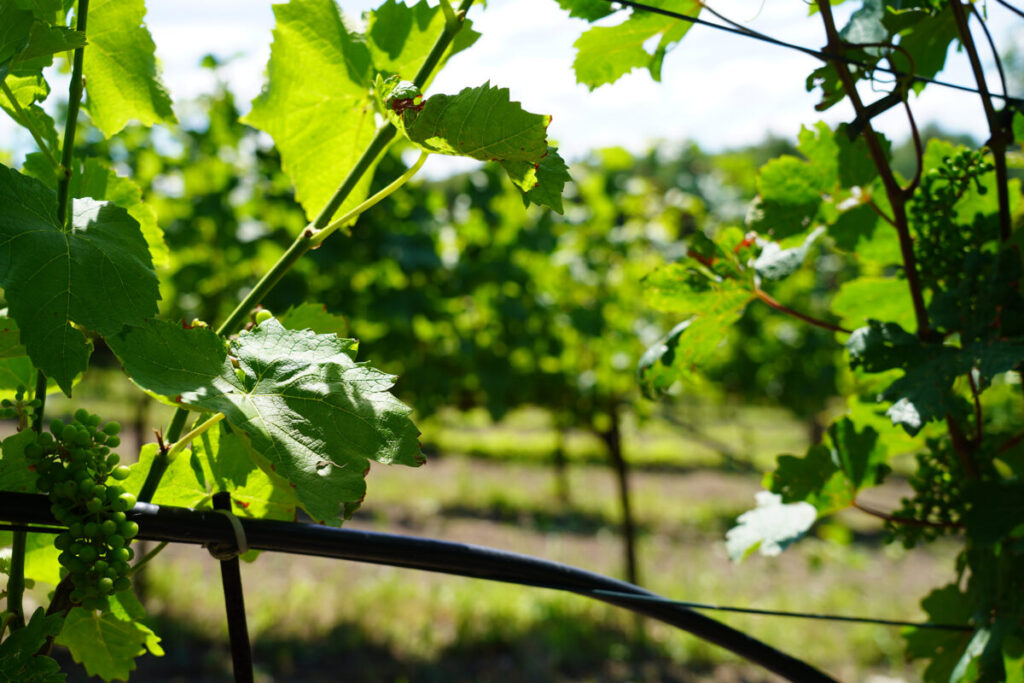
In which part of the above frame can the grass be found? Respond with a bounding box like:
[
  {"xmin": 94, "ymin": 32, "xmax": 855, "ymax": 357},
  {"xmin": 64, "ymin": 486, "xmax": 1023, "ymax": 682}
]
[{"xmin": 25, "ymin": 369, "xmax": 961, "ymax": 680}]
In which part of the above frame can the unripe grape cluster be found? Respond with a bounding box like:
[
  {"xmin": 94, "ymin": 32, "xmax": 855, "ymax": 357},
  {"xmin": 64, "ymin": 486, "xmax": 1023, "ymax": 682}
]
[
  {"xmin": 25, "ymin": 409, "xmax": 138, "ymax": 611},
  {"xmin": 0, "ymin": 385, "xmax": 43, "ymax": 430},
  {"xmin": 909, "ymin": 149, "xmax": 996, "ymax": 290}
]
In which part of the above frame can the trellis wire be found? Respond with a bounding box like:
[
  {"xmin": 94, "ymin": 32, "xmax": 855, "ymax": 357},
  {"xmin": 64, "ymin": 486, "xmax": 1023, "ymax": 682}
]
[{"xmin": 603, "ymin": 0, "xmax": 1024, "ymax": 106}]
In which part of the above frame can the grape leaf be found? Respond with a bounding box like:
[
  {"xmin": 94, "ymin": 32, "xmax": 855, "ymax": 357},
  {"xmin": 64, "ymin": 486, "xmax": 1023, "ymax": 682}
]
[
  {"xmin": 754, "ymin": 226, "xmax": 824, "ymax": 282},
  {"xmin": 366, "ymin": 0, "xmax": 480, "ymax": 85},
  {"xmin": 725, "ymin": 491, "xmax": 816, "ymax": 562},
  {"xmin": 0, "ymin": 74, "xmax": 58, "ymax": 155},
  {"xmin": 109, "ymin": 318, "xmax": 422, "ymax": 523},
  {"xmin": 279, "ymin": 302, "xmax": 348, "ymax": 338},
  {"xmin": 82, "ymin": 0, "xmax": 175, "ymax": 137},
  {"xmin": 831, "ymin": 276, "xmax": 916, "ymax": 331},
  {"xmin": 55, "ymin": 607, "xmax": 161, "ymax": 682},
  {"xmin": 963, "ymin": 481, "xmax": 1024, "ymax": 546},
  {"xmin": 507, "ymin": 146, "xmax": 571, "ymax": 214},
  {"xmin": 847, "ymin": 321, "xmax": 1024, "ymax": 433},
  {"xmin": 767, "ymin": 418, "xmax": 889, "ymax": 514},
  {"xmin": 22, "ymin": 154, "xmax": 167, "ymax": 269},
  {"xmin": 0, "ymin": 425, "xmax": 37, "ymax": 495},
  {"xmin": 389, "ymin": 81, "xmax": 551, "ymax": 171},
  {"xmin": 243, "ymin": 0, "xmax": 377, "ymax": 223},
  {"xmin": 572, "ymin": 0, "xmax": 702, "ymax": 89},
  {"xmin": 0, "ymin": 4, "xmax": 84, "ymax": 78},
  {"xmin": 554, "ymin": 0, "xmax": 616, "ymax": 22},
  {"xmin": 0, "ymin": 165, "xmax": 160, "ymax": 395},
  {"xmin": 748, "ymin": 155, "xmax": 825, "ymax": 239},
  {"xmin": 904, "ymin": 584, "xmax": 974, "ymax": 683},
  {"xmin": 125, "ymin": 428, "xmax": 297, "ymax": 521},
  {"xmin": 0, "ymin": 608, "xmax": 64, "ymax": 683}
]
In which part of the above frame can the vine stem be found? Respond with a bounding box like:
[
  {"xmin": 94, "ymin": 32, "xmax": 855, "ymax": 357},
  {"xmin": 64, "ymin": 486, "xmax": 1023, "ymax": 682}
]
[
  {"xmin": 56, "ymin": 0, "xmax": 89, "ymax": 229},
  {"xmin": 137, "ymin": 413, "xmax": 226, "ymax": 504},
  {"xmin": 1, "ymin": 81, "xmax": 60, "ymax": 169},
  {"xmin": 949, "ymin": 0, "xmax": 1012, "ymax": 243},
  {"xmin": 815, "ymin": 0, "xmax": 932, "ymax": 341},
  {"xmin": 853, "ymin": 501, "xmax": 964, "ymax": 530},
  {"xmin": 144, "ymin": 0, "xmax": 475, "ymax": 500},
  {"xmin": 754, "ymin": 288, "xmax": 851, "ymax": 335},
  {"xmin": 31, "ymin": 0, "xmax": 91, "ymax": 632}
]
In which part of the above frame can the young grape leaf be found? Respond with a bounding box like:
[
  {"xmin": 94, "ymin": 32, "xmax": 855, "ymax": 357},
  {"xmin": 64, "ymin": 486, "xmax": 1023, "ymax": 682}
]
[
  {"xmin": 22, "ymin": 154, "xmax": 167, "ymax": 268},
  {"xmin": 389, "ymin": 81, "xmax": 551, "ymax": 169},
  {"xmin": 0, "ymin": 165, "xmax": 160, "ymax": 395},
  {"xmin": 125, "ymin": 430, "xmax": 297, "ymax": 521},
  {"xmin": 82, "ymin": 0, "xmax": 176, "ymax": 137},
  {"xmin": 725, "ymin": 491, "xmax": 816, "ymax": 562},
  {"xmin": 753, "ymin": 226, "xmax": 824, "ymax": 282},
  {"xmin": 0, "ymin": 608, "xmax": 65, "ymax": 683},
  {"xmin": 55, "ymin": 607, "xmax": 162, "ymax": 682},
  {"xmin": 109, "ymin": 318, "xmax": 422, "ymax": 523},
  {"xmin": 506, "ymin": 146, "xmax": 571, "ymax": 214},
  {"xmin": 747, "ymin": 156, "xmax": 826, "ymax": 239},
  {"xmin": 243, "ymin": 0, "xmax": 377, "ymax": 223},
  {"xmin": 572, "ymin": 0, "xmax": 702, "ymax": 89},
  {"xmin": 366, "ymin": 0, "xmax": 480, "ymax": 86},
  {"xmin": 0, "ymin": 74, "xmax": 59, "ymax": 155}
]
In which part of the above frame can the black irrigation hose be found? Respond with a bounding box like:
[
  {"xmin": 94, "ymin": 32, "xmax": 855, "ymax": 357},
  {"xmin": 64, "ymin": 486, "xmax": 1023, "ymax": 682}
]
[{"xmin": 0, "ymin": 492, "xmax": 835, "ymax": 683}]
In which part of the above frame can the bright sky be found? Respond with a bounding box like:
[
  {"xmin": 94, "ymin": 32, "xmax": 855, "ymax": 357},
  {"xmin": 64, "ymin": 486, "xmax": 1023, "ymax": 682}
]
[{"xmin": 3, "ymin": 0, "xmax": 1019, "ymax": 176}]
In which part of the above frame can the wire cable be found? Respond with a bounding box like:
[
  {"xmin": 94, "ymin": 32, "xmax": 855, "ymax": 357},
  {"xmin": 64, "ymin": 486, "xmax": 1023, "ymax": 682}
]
[{"xmin": 601, "ymin": 0, "xmax": 1023, "ymax": 106}]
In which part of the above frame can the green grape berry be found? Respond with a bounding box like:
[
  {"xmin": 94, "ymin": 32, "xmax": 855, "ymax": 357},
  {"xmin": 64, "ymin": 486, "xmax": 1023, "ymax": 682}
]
[{"xmin": 255, "ymin": 309, "xmax": 273, "ymax": 324}]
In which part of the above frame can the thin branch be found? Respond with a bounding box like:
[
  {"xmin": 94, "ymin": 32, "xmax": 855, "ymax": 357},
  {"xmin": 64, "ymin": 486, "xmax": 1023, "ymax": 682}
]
[
  {"xmin": 164, "ymin": 413, "xmax": 225, "ymax": 459},
  {"xmin": 998, "ymin": 431, "xmax": 1024, "ymax": 454},
  {"xmin": 853, "ymin": 501, "xmax": 964, "ymax": 530},
  {"xmin": 754, "ymin": 288, "xmax": 852, "ymax": 334},
  {"xmin": 950, "ymin": 0, "xmax": 1012, "ymax": 242},
  {"xmin": 815, "ymin": 0, "xmax": 933, "ymax": 340},
  {"xmin": 1, "ymin": 81, "xmax": 60, "ymax": 168},
  {"xmin": 867, "ymin": 198, "xmax": 896, "ymax": 227}
]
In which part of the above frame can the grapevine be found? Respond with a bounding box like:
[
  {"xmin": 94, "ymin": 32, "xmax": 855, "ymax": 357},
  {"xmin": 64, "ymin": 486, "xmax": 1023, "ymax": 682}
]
[{"xmin": 24, "ymin": 411, "xmax": 137, "ymax": 612}]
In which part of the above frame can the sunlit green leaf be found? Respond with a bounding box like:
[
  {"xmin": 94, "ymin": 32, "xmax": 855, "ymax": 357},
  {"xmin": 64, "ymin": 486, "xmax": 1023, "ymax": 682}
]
[
  {"xmin": 725, "ymin": 491, "xmax": 816, "ymax": 562},
  {"xmin": 109, "ymin": 318, "xmax": 421, "ymax": 523},
  {"xmin": 55, "ymin": 607, "xmax": 161, "ymax": 682},
  {"xmin": 243, "ymin": 0, "xmax": 376, "ymax": 222},
  {"xmin": 0, "ymin": 164, "xmax": 159, "ymax": 394},
  {"xmin": 83, "ymin": 0, "xmax": 176, "ymax": 137}
]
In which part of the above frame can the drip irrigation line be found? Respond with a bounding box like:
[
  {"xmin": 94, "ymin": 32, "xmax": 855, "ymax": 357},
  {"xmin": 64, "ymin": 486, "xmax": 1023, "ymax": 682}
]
[
  {"xmin": 1, "ymin": 492, "xmax": 833, "ymax": 682},
  {"xmin": 1, "ymin": 494, "xmax": 980, "ymax": 679},
  {"xmin": 603, "ymin": 0, "xmax": 1024, "ymax": 106}
]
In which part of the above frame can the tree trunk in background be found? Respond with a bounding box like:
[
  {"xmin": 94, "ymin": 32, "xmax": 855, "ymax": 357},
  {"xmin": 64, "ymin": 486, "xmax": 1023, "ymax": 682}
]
[
  {"xmin": 551, "ymin": 427, "xmax": 570, "ymax": 505},
  {"xmin": 599, "ymin": 406, "xmax": 639, "ymax": 587}
]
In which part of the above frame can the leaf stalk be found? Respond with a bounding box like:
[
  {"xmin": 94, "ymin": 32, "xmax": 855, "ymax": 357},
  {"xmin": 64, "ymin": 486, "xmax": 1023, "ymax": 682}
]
[{"xmin": 1, "ymin": 81, "xmax": 60, "ymax": 169}]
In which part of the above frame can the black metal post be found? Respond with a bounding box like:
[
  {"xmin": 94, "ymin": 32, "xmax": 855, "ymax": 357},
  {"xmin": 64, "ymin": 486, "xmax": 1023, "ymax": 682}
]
[{"xmin": 211, "ymin": 492, "xmax": 253, "ymax": 683}]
